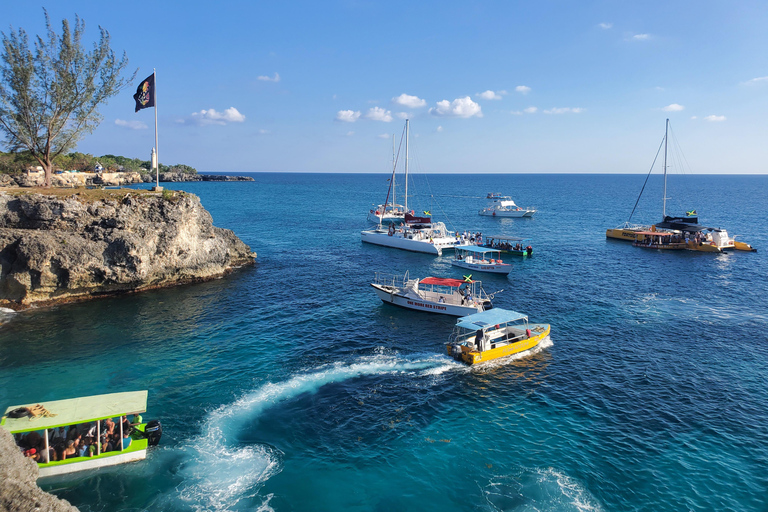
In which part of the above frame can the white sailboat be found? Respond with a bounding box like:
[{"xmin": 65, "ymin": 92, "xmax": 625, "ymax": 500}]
[
  {"xmin": 361, "ymin": 119, "xmax": 461, "ymax": 256},
  {"xmin": 367, "ymin": 134, "xmax": 405, "ymax": 224}
]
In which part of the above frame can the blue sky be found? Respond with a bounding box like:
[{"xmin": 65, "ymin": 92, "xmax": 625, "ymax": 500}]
[{"xmin": 3, "ymin": 1, "xmax": 768, "ymax": 173}]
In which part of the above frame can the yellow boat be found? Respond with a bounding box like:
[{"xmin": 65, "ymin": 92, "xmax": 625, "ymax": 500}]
[
  {"xmin": 606, "ymin": 222, "xmax": 653, "ymax": 242},
  {"xmin": 446, "ymin": 308, "xmax": 550, "ymax": 365}
]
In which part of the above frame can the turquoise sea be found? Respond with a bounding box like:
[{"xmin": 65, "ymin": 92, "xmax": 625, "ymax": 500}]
[{"xmin": 1, "ymin": 173, "xmax": 767, "ymax": 512}]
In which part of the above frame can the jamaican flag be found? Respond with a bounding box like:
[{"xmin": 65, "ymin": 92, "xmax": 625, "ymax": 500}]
[
  {"xmin": 686, "ymin": 209, "xmax": 697, "ymax": 216},
  {"xmin": 423, "ymin": 210, "xmax": 431, "ymax": 216}
]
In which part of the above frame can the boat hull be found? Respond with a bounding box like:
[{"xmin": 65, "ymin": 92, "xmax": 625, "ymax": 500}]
[
  {"xmin": 448, "ymin": 324, "xmax": 550, "ymax": 365},
  {"xmin": 451, "ymin": 260, "xmax": 512, "ymax": 275},
  {"xmin": 371, "ymin": 284, "xmax": 484, "ymax": 316},
  {"xmin": 606, "ymin": 228, "xmax": 644, "ymax": 241},
  {"xmin": 361, "ymin": 229, "xmax": 456, "ymax": 255},
  {"xmin": 479, "ymin": 209, "xmax": 535, "ymax": 218},
  {"xmin": 38, "ymin": 448, "xmax": 147, "ymax": 478}
]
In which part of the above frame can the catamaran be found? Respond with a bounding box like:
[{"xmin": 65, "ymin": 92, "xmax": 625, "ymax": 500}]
[
  {"xmin": 606, "ymin": 119, "xmax": 756, "ymax": 252},
  {"xmin": 447, "ymin": 308, "xmax": 550, "ymax": 365},
  {"xmin": 361, "ymin": 120, "xmax": 463, "ymax": 256},
  {"xmin": 1, "ymin": 391, "xmax": 161, "ymax": 478},
  {"xmin": 371, "ymin": 271, "xmax": 494, "ymax": 316}
]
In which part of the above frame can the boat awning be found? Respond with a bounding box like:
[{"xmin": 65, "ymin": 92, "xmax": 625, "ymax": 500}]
[
  {"xmin": 456, "ymin": 308, "xmax": 527, "ymax": 330},
  {"xmin": 420, "ymin": 277, "xmax": 472, "ymax": 287},
  {"xmin": 456, "ymin": 245, "xmax": 500, "ymax": 254},
  {"xmin": 485, "ymin": 236, "xmax": 531, "ymax": 242},
  {"xmin": 1, "ymin": 391, "xmax": 148, "ymax": 434}
]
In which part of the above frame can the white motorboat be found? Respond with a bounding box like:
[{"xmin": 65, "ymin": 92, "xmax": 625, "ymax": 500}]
[
  {"xmin": 362, "ymin": 120, "xmax": 463, "ymax": 255},
  {"xmin": 479, "ymin": 195, "xmax": 536, "ymax": 218},
  {"xmin": 371, "ymin": 272, "xmax": 494, "ymax": 316},
  {"xmin": 452, "ymin": 245, "xmax": 512, "ymax": 275}
]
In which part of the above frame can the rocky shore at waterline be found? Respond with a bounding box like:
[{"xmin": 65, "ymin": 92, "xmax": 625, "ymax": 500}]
[
  {"xmin": 0, "ymin": 188, "xmax": 256, "ymax": 309},
  {"xmin": 0, "ymin": 171, "xmax": 254, "ymax": 189},
  {"xmin": 0, "ymin": 427, "xmax": 79, "ymax": 512}
]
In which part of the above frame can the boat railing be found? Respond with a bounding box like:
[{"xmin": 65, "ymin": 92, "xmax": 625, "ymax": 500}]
[{"xmin": 373, "ymin": 271, "xmax": 410, "ymax": 288}]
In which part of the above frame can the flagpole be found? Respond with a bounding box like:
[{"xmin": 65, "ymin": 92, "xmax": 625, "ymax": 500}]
[{"xmin": 154, "ymin": 68, "xmax": 159, "ymax": 190}]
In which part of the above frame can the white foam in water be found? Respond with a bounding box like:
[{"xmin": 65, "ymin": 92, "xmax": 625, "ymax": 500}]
[
  {"xmin": 483, "ymin": 466, "xmax": 602, "ymax": 512},
  {"xmin": 169, "ymin": 352, "xmax": 456, "ymax": 510}
]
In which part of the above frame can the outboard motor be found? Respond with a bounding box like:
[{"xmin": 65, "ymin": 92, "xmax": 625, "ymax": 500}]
[
  {"xmin": 450, "ymin": 343, "xmax": 463, "ymax": 361},
  {"xmin": 145, "ymin": 420, "xmax": 162, "ymax": 447}
]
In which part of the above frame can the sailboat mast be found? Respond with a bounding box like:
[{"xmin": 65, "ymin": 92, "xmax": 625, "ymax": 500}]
[
  {"xmin": 405, "ymin": 119, "xmax": 409, "ymax": 213},
  {"xmin": 391, "ymin": 134, "xmax": 396, "ymax": 207},
  {"xmin": 663, "ymin": 118, "xmax": 669, "ymax": 219}
]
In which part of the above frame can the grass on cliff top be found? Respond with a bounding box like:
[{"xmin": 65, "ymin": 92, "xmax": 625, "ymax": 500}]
[{"xmin": 0, "ymin": 186, "xmax": 186, "ymax": 203}]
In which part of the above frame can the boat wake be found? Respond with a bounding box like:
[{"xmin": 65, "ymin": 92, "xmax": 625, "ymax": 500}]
[{"xmin": 165, "ymin": 352, "xmax": 460, "ymax": 511}]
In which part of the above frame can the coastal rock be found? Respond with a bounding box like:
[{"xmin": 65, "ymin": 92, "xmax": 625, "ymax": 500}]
[
  {"xmin": 0, "ymin": 428, "xmax": 79, "ymax": 512},
  {"xmin": 0, "ymin": 190, "xmax": 256, "ymax": 308}
]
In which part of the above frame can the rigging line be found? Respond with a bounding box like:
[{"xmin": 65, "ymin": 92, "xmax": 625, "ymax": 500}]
[
  {"xmin": 380, "ymin": 125, "xmax": 407, "ymax": 210},
  {"xmin": 628, "ymin": 134, "xmax": 666, "ymax": 223}
]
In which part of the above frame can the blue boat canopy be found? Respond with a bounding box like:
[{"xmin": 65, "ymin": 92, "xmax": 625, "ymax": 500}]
[
  {"xmin": 456, "ymin": 245, "xmax": 501, "ymax": 254},
  {"xmin": 456, "ymin": 308, "xmax": 527, "ymax": 330}
]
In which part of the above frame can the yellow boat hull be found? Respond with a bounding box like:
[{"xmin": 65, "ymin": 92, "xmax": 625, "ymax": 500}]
[
  {"xmin": 447, "ymin": 324, "xmax": 550, "ymax": 365},
  {"xmin": 606, "ymin": 228, "xmax": 642, "ymax": 241}
]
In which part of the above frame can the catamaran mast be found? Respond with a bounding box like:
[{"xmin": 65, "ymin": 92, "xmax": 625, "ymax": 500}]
[
  {"xmin": 663, "ymin": 118, "xmax": 669, "ymax": 218},
  {"xmin": 405, "ymin": 119, "xmax": 409, "ymax": 213},
  {"xmin": 391, "ymin": 134, "xmax": 396, "ymax": 207}
]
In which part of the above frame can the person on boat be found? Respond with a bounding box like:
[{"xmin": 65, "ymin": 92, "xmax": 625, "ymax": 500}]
[
  {"xmin": 438, "ymin": 296, "xmax": 445, "ymax": 303},
  {"xmin": 49, "ymin": 426, "xmax": 65, "ymax": 447},
  {"xmin": 122, "ymin": 431, "xmax": 132, "ymax": 450},
  {"xmin": 474, "ymin": 329, "xmax": 484, "ymax": 351},
  {"xmin": 61, "ymin": 439, "xmax": 77, "ymax": 460},
  {"xmin": 388, "ymin": 223, "xmax": 395, "ymax": 236}
]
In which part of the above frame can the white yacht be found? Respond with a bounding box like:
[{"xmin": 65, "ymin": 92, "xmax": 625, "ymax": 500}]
[{"xmin": 479, "ymin": 195, "xmax": 536, "ymax": 218}]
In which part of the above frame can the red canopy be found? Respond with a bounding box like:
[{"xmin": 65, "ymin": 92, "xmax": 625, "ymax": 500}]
[{"xmin": 420, "ymin": 277, "xmax": 472, "ymax": 287}]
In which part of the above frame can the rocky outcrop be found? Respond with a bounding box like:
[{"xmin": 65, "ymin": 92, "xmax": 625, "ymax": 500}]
[
  {"xmin": 152, "ymin": 172, "xmax": 254, "ymax": 183},
  {"xmin": 0, "ymin": 427, "xmax": 79, "ymax": 512},
  {"xmin": 0, "ymin": 172, "xmax": 253, "ymax": 188},
  {"xmin": 0, "ymin": 190, "xmax": 256, "ymax": 308}
]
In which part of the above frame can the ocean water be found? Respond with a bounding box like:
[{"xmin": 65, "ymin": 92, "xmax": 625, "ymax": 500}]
[{"xmin": 1, "ymin": 173, "xmax": 767, "ymax": 512}]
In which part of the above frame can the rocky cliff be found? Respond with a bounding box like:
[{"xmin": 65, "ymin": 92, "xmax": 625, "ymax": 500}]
[
  {"xmin": 0, "ymin": 172, "xmax": 254, "ymax": 188},
  {"xmin": 0, "ymin": 189, "xmax": 255, "ymax": 308},
  {"xmin": 0, "ymin": 427, "xmax": 79, "ymax": 512}
]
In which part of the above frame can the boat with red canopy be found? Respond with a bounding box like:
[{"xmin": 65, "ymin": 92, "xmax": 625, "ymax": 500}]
[{"xmin": 371, "ymin": 272, "xmax": 496, "ymax": 316}]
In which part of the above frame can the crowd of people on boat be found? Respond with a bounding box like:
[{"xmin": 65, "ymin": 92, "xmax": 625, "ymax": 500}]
[
  {"xmin": 13, "ymin": 415, "xmax": 140, "ymax": 463},
  {"xmin": 456, "ymin": 231, "xmax": 483, "ymax": 244}
]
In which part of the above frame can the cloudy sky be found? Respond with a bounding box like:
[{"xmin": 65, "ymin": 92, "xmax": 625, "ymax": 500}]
[{"xmin": 4, "ymin": 1, "xmax": 768, "ymax": 173}]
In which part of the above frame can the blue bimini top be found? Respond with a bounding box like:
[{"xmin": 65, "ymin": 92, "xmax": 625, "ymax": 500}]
[{"xmin": 456, "ymin": 308, "xmax": 527, "ymax": 330}]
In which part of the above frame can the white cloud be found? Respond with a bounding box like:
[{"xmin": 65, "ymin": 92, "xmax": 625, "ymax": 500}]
[
  {"xmin": 690, "ymin": 116, "xmax": 698, "ymax": 120},
  {"xmin": 429, "ymin": 96, "xmax": 483, "ymax": 118},
  {"xmin": 704, "ymin": 115, "xmax": 726, "ymax": 122},
  {"xmin": 377, "ymin": 134, "xmax": 390, "ymax": 139},
  {"xmin": 336, "ymin": 110, "xmax": 361, "ymax": 122},
  {"xmin": 477, "ymin": 90, "xmax": 506, "ymax": 100},
  {"xmin": 366, "ymin": 107, "xmax": 393, "ymax": 122},
  {"xmin": 257, "ymin": 72, "xmax": 280, "ymax": 82},
  {"xmin": 395, "ymin": 112, "xmax": 409, "ymax": 120},
  {"xmin": 515, "ymin": 85, "xmax": 531, "ymax": 95},
  {"xmin": 258, "ymin": 129, "xmax": 270, "ymax": 135},
  {"xmin": 436, "ymin": 126, "xmax": 443, "ymax": 132},
  {"xmin": 347, "ymin": 131, "xmax": 355, "ymax": 136},
  {"xmin": 662, "ymin": 103, "xmax": 685, "ymax": 112},
  {"xmin": 180, "ymin": 107, "xmax": 246, "ymax": 126},
  {"xmin": 543, "ymin": 107, "xmax": 584, "ymax": 114},
  {"xmin": 115, "ymin": 119, "xmax": 147, "ymax": 130},
  {"xmin": 510, "ymin": 111, "xmax": 523, "ymax": 116},
  {"xmin": 655, "ymin": 86, "xmax": 665, "ymax": 91},
  {"xmin": 392, "ymin": 93, "xmax": 427, "ymax": 108},
  {"xmin": 632, "ymin": 33, "xmax": 650, "ymax": 40},
  {"xmin": 524, "ymin": 106, "xmax": 538, "ymax": 114},
  {"xmin": 743, "ymin": 76, "xmax": 768, "ymax": 85},
  {"xmin": 599, "ymin": 22, "xmax": 613, "ymax": 29}
]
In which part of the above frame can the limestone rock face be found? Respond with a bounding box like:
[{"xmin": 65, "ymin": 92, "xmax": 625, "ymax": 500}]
[
  {"xmin": 0, "ymin": 428, "xmax": 79, "ymax": 512},
  {"xmin": 0, "ymin": 191, "xmax": 255, "ymax": 308}
]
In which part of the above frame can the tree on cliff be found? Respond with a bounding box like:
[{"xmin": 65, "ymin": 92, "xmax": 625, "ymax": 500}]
[{"xmin": 0, "ymin": 11, "xmax": 135, "ymax": 187}]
